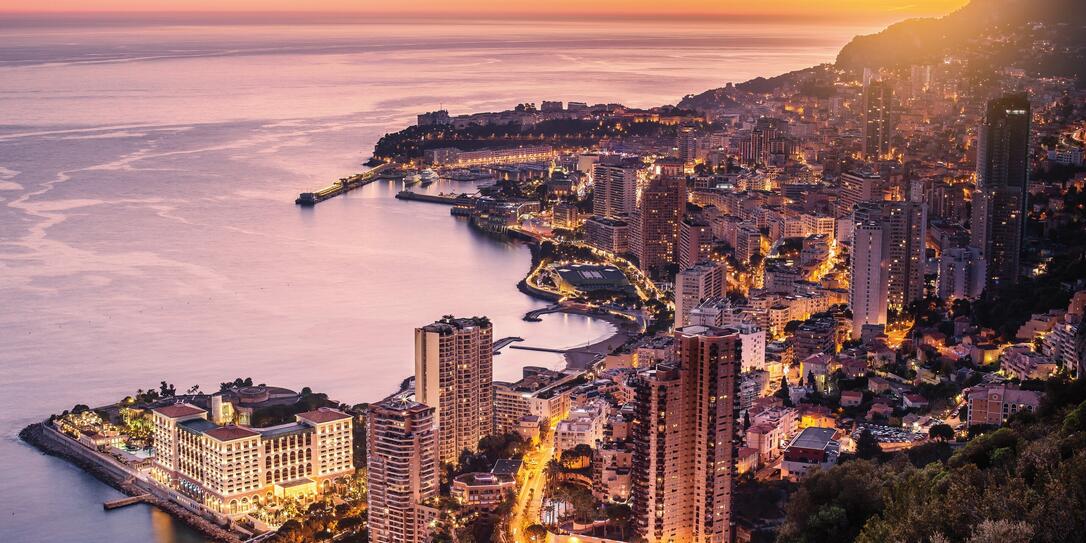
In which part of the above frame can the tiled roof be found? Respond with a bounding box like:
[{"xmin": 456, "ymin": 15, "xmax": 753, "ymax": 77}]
[
  {"xmin": 204, "ymin": 426, "xmax": 260, "ymax": 442},
  {"xmin": 296, "ymin": 407, "xmax": 352, "ymax": 424},
  {"xmin": 153, "ymin": 403, "xmax": 206, "ymax": 418}
]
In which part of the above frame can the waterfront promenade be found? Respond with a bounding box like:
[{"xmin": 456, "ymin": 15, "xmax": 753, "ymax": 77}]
[{"xmin": 21, "ymin": 423, "xmax": 245, "ymax": 543}]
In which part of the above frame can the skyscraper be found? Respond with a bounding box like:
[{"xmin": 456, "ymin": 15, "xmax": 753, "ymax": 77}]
[
  {"xmin": 883, "ymin": 198, "xmax": 927, "ymax": 309},
  {"xmin": 678, "ymin": 216, "xmax": 713, "ymax": 271},
  {"xmin": 630, "ymin": 175, "xmax": 687, "ymax": 279},
  {"xmin": 850, "ymin": 204, "xmax": 890, "ymax": 338},
  {"xmin": 631, "ymin": 325, "xmax": 740, "ymax": 543},
  {"xmin": 592, "ymin": 159, "xmax": 640, "ymax": 218},
  {"xmin": 367, "ymin": 399, "xmax": 439, "ymax": 543},
  {"xmin": 414, "ymin": 316, "xmax": 494, "ymax": 465},
  {"xmin": 971, "ymin": 92, "xmax": 1030, "ymax": 288},
  {"xmin": 863, "ymin": 80, "xmax": 893, "ymax": 159},
  {"xmin": 848, "ymin": 198, "xmax": 926, "ymax": 337}
]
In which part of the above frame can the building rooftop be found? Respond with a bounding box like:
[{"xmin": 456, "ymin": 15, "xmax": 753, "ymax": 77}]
[
  {"xmin": 788, "ymin": 427, "xmax": 838, "ymax": 451},
  {"xmin": 153, "ymin": 403, "xmax": 206, "ymax": 419},
  {"xmin": 178, "ymin": 418, "xmax": 218, "ymax": 434},
  {"xmin": 204, "ymin": 425, "xmax": 260, "ymax": 442},
  {"xmin": 297, "ymin": 407, "xmax": 353, "ymax": 424},
  {"xmin": 491, "ymin": 458, "xmax": 523, "ymax": 477},
  {"xmin": 258, "ymin": 422, "xmax": 312, "ymax": 439}
]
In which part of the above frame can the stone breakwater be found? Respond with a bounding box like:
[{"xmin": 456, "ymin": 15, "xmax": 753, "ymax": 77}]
[{"xmin": 19, "ymin": 423, "xmax": 243, "ymax": 543}]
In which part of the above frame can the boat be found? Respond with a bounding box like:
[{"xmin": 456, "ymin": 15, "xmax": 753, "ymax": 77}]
[
  {"xmin": 420, "ymin": 168, "xmax": 440, "ymax": 184},
  {"xmin": 403, "ymin": 173, "xmax": 422, "ymax": 185}
]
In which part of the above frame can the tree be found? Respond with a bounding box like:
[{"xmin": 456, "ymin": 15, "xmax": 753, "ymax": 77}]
[
  {"xmin": 775, "ymin": 376, "xmax": 793, "ymax": 406},
  {"xmin": 855, "ymin": 428, "xmax": 882, "ymax": 460},
  {"xmin": 525, "ymin": 524, "xmax": 548, "ymax": 542},
  {"xmin": 966, "ymin": 520, "xmax": 1035, "ymax": 543},
  {"xmin": 929, "ymin": 423, "xmax": 954, "ymax": 442}
]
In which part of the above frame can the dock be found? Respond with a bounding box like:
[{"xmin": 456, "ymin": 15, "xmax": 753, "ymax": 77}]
[
  {"xmin": 296, "ymin": 162, "xmax": 394, "ymax": 206},
  {"xmin": 394, "ymin": 191, "xmax": 475, "ymax": 205},
  {"xmin": 508, "ymin": 345, "xmax": 568, "ymax": 354},
  {"xmin": 104, "ymin": 494, "xmax": 150, "ymax": 510},
  {"xmin": 492, "ymin": 336, "xmax": 524, "ymax": 354},
  {"xmin": 524, "ymin": 304, "xmax": 562, "ymax": 322}
]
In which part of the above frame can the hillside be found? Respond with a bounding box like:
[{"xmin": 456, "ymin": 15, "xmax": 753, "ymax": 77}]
[
  {"xmin": 678, "ymin": 0, "xmax": 1086, "ymax": 110},
  {"xmin": 774, "ymin": 377, "xmax": 1086, "ymax": 543},
  {"xmin": 835, "ymin": 0, "xmax": 1086, "ymax": 73}
]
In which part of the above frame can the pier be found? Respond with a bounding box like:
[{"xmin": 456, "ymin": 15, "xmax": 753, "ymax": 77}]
[
  {"xmin": 492, "ymin": 336, "xmax": 524, "ymax": 354},
  {"xmin": 394, "ymin": 191, "xmax": 475, "ymax": 205},
  {"xmin": 295, "ymin": 162, "xmax": 394, "ymax": 206},
  {"xmin": 523, "ymin": 304, "xmax": 562, "ymax": 322},
  {"xmin": 508, "ymin": 344, "xmax": 568, "ymax": 354},
  {"xmin": 103, "ymin": 494, "xmax": 150, "ymax": 510}
]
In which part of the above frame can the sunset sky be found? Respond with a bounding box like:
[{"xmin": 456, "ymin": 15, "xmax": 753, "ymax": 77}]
[{"xmin": 0, "ymin": 0, "xmax": 970, "ymax": 20}]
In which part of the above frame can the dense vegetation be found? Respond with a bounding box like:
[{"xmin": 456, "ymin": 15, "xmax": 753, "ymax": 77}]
[{"xmin": 776, "ymin": 377, "xmax": 1086, "ymax": 543}]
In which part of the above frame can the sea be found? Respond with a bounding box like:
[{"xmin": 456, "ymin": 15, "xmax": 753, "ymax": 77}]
[{"xmin": 0, "ymin": 16, "xmax": 879, "ymax": 542}]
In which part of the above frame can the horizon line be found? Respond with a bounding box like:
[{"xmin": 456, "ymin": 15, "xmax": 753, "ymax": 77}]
[{"xmin": 0, "ymin": 9, "xmax": 940, "ymax": 26}]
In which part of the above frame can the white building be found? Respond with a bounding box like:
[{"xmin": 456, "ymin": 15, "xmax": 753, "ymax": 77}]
[
  {"xmin": 938, "ymin": 246, "xmax": 986, "ymax": 300},
  {"xmin": 150, "ymin": 403, "xmax": 354, "ymax": 516},
  {"xmin": 849, "ymin": 207, "xmax": 889, "ymax": 338}
]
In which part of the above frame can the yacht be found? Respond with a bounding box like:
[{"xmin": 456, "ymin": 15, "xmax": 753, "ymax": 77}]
[{"xmin": 419, "ymin": 168, "xmax": 440, "ymax": 184}]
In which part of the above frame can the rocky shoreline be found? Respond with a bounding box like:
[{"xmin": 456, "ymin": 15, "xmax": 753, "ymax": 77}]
[{"xmin": 19, "ymin": 423, "xmax": 243, "ymax": 543}]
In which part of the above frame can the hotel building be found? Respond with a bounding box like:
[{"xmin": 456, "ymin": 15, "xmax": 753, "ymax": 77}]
[{"xmin": 150, "ymin": 403, "xmax": 354, "ymax": 516}]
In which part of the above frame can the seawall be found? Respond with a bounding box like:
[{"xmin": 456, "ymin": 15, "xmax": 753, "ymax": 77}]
[{"xmin": 19, "ymin": 423, "xmax": 244, "ymax": 543}]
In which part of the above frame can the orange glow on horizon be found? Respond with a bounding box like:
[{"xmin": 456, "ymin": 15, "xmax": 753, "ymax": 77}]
[{"xmin": 0, "ymin": 0, "xmax": 971, "ymax": 20}]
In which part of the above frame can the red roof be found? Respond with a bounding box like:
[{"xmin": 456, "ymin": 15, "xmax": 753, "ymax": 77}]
[
  {"xmin": 296, "ymin": 407, "xmax": 352, "ymax": 424},
  {"xmin": 153, "ymin": 403, "xmax": 206, "ymax": 418},
  {"xmin": 204, "ymin": 426, "xmax": 260, "ymax": 442}
]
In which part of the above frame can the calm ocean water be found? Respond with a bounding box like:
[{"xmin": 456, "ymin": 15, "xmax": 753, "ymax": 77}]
[{"xmin": 0, "ymin": 18, "xmax": 874, "ymax": 542}]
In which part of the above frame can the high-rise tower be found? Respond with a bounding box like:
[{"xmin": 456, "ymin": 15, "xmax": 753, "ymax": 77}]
[
  {"xmin": 414, "ymin": 316, "xmax": 494, "ymax": 465},
  {"xmin": 367, "ymin": 399, "xmax": 438, "ymax": 543},
  {"xmin": 971, "ymin": 93, "xmax": 1030, "ymax": 288},
  {"xmin": 863, "ymin": 80, "xmax": 893, "ymax": 159},
  {"xmin": 632, "ymin": 325, "xmax": 741, "ymax": 543}
]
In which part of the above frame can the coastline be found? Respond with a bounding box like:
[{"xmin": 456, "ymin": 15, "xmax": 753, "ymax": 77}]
[
  {"xmin": 513, "ymin": 239, "xmax": 638, "ymax": 369},
  {"xmin": 18, "ymin": 423, "xmax": 242, "ymax": 543}
]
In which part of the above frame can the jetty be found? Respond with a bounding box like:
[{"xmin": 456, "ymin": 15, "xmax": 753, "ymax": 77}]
[
  {"xmin": 492, "ymin": 336, "xmax": 524, "ymax": 354},
  {"xmin": 104, "ymin": 494, "xmax": 150, "ymax": 510},
  {"xmin": 295, "ymin": 162, "xmax": 394, "ymax": 206},
  {"xmin": 508, "ymin": 344, "xmax": 568, "ymax": 354},
  {"xmin": 394, "ymin": 191, "xmax": 474, "ymax": 205},
  {"xmin": 523, "ymin": 304, "xmax": 563, "ymax": 322}
]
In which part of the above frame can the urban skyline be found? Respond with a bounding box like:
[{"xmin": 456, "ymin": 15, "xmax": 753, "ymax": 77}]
[{"xmin": 6, "ymin": 1, "xmax": 1086, "ymax": 543}]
